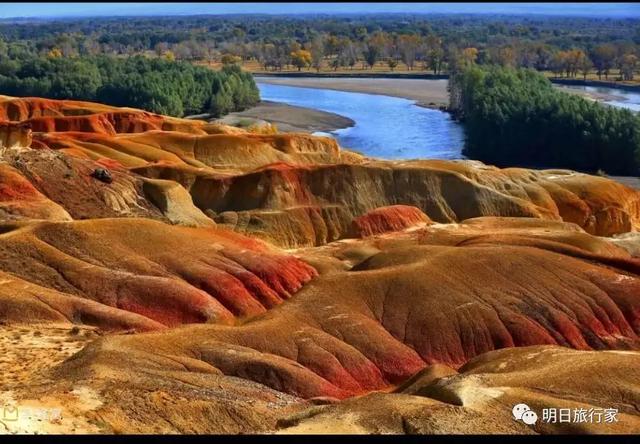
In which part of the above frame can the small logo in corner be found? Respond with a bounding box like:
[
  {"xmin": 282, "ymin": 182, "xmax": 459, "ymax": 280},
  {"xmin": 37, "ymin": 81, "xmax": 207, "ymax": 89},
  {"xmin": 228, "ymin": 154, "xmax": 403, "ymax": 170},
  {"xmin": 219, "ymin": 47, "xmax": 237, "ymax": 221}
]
[
  {"xmin": 2, "ymin": 404, "xmax": 19, "ymax": 422},
  {"xmin": 513, "ymin": 403, "xmax": 538, "ymax": 425}
]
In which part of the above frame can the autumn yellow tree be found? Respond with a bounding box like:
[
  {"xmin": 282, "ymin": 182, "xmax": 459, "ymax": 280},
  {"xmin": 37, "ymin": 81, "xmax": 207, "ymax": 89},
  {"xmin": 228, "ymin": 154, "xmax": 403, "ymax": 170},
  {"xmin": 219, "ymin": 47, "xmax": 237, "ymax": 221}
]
[
  {"xmin": 47, "ymin": 48, "xmax": 63, "ymax": 58},
  {"xmin": 578, "ymin": 54, "xmax": 593, "ymax": 80},
  {"xmin": 309, "ymin": 37, "xmax": 324, "ymax": 72},
  {"xmin": 566, "ymin": 49, "xmax": 588, "ymax": 77},
  {"xmin": 550, "ymin": 49, "xmax": 588, "ymax": 78},
  {"xmin": 363, "ymin": 31, "xmax": 389, "ymax": 69},
  {"xmin": 324, "ymin": 35, "xmax": 341, "ymax": 58},
  {"xmin": 290, "ymin": 49, "xmax": 312, "ymax": 71},
  {"xmin": 460, "ymin": 47, "xmax": 478, "ymax": 67},
  {"xmin": 490, "ymin": 46, "xmax": 516, "ymax": 67},
  {"xmin": 590, "ymin": 44, "xmax": 616, "ymax": 79},
  {"xmin": 550, "ymin": 51, "xmax": 567, "ymax": 77}
]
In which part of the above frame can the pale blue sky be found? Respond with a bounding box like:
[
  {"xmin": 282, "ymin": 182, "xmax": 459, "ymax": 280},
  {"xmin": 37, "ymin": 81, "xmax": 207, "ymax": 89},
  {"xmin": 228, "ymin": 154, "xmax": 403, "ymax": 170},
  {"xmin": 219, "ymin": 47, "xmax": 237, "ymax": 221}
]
[{"xmin": 0, "ymin": 3, "xmax": 638, "ymax": 19}]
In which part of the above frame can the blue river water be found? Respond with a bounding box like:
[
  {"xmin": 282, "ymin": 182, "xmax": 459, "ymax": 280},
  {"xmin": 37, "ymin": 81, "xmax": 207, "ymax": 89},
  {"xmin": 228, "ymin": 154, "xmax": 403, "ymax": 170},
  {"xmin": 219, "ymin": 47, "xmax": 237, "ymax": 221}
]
[
  {"xmin": 257, "ymin": 82, "xmax": 640, "ymax": 160},
  {"xmin": 257, "ymin": 82, "xmax": 465, "ymax": 160}
]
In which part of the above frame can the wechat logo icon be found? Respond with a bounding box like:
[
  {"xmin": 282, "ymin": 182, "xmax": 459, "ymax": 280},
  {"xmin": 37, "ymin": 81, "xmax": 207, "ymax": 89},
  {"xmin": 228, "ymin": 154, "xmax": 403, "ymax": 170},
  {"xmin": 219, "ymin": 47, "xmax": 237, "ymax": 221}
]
[{"xmin": 513, "ymin": 403, "xmax": 538, "ymax": 425}]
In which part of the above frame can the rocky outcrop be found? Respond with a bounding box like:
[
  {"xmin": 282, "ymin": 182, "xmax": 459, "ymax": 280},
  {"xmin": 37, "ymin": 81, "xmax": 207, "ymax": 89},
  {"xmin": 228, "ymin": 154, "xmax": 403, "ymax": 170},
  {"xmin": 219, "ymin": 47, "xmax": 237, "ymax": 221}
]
[
  {"xmin": 0, "ymin": 269, "xmax": 164, "ymax": 331},
  {"xmin": 5, "ymin": 96, "xmax": 638, "ymax": 248},
  {"xmin": 5, "ymin": 148, "xmax": 167, "ymax": 221},
  {"xmin": 349, "ymin": 205, "xmax": 432, "ymax": 237},
  {"xmin": 35, "ymin": 130, "xmax": 344, "ymax": 170},
  {"xmin": 141, "ymin": 178, "xmax": 216, "ymax": 227},
  {"xmin": 26, "ymin": 112, "xmax": 163, "ymax": 135},
  {"xmin": 0, "ymin": 120, "xmax": 32, "ymax": 151},
  {"xmin": 0, "ymin": 95, "xmax": 206, "ymax": 133},
  {"xmin": 0, "ymin": 95, "xmax": 118, "ymax": 120}
]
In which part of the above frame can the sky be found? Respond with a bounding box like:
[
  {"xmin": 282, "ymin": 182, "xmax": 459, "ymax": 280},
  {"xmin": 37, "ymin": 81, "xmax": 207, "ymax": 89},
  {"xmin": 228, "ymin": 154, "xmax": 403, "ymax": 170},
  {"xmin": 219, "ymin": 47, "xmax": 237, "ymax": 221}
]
[{"xmin": 0, "ymin": 3, "xmax": 638, "ymax": 19}]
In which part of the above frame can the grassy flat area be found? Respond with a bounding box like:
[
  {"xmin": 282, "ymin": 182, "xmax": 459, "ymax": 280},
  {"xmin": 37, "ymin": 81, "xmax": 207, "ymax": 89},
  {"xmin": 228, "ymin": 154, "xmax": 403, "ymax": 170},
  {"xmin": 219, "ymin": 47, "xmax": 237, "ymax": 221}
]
[
  {"xmin": 196, "ymin": 60, "xmax": 640, "ymax": 88},
  {"xmin": 541, "ymin": 71, "xmax": 640, "ymax": 87},
  {"xmin": 195, "ymin": 59, "xmax": 442, "ymax": 76}
]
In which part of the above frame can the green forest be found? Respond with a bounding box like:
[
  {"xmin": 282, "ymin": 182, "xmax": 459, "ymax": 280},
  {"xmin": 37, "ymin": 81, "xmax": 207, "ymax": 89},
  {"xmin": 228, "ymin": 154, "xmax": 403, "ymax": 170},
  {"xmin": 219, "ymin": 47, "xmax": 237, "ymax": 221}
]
[
  {"xmin": 0, "ymin": 14, "xmax": 637, "ymax": 78},
  {"xmin": 450, "ymin": 66, "xmax": 640, "ymax": 175},
  {"xmin": 0, "ymin": 52, "xmax": 259, "ymax": 117}
]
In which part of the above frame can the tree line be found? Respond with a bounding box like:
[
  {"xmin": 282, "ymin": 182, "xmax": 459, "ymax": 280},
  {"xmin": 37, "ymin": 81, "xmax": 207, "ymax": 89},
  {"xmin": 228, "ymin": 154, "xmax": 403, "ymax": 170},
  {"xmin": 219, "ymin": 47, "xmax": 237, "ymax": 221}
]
[
  {"xmin": 449, "ymin": 65, "xmax": 640, "ymax": 175},
  {"xmin": 0, "ymin": 51, "xmax": 259, "ymax": 117},
  {"xmin": 0, "ymin": 14, "xmax": 638, "ymax": 79},
  {"xmin": 251, "ymin": 34, "xmax": 639, "ymax": 80}
]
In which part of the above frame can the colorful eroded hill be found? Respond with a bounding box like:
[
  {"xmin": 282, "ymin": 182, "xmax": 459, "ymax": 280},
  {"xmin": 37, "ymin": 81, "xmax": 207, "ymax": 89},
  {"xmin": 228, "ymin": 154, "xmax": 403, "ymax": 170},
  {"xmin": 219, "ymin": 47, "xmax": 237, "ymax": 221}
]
[{"xmin": 1, "ymin": 95, "xmax": 640, "ymax": 434}]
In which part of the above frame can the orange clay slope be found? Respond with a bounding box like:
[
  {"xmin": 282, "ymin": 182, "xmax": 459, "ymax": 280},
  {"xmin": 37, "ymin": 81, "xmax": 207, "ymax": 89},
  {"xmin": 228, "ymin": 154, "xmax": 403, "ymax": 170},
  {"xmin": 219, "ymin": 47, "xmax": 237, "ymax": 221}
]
[
  {"xmin": 54, "ymin": 217, "xmax": 640, "ymax": 401},
  {"xmin": 3, "ymin": 96, "xmax": 638, "ymax": 248},
  {"xmin": 2, "ymin": 96, "xmax": 640, "ymax": 434},
  {"xmin": 8, "ymin": 218, "xmax": 640, "ymax": 434},
  {"xmin": 274, "ymin": 345, "xmax": 640, "ymax": 434},
  {"xmin": 144, "ymin": 160, "xmax": 640, "ymax": 247},
  {"xmin": 0, "ymin": 218, "xmax": 316, "ymax": 329}
]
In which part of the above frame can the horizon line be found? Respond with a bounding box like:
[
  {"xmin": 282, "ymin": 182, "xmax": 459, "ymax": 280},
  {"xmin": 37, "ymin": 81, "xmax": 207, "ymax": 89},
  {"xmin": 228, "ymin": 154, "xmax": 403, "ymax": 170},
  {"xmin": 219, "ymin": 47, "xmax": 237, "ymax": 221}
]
[{"xmin": 1, "ymin": 11, "xmax": 639, "ymax": 20}]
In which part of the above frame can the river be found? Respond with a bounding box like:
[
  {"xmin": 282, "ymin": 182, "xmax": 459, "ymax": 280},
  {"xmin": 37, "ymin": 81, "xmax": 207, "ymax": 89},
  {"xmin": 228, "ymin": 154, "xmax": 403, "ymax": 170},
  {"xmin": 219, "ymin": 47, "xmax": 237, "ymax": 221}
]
[
  {"xmin": 257, "ymin": 82, "xmax": 465, "ymax": 160},
  {"xmin": 257, "ymin": 81, "xmax": 640, "ymax": 160}
]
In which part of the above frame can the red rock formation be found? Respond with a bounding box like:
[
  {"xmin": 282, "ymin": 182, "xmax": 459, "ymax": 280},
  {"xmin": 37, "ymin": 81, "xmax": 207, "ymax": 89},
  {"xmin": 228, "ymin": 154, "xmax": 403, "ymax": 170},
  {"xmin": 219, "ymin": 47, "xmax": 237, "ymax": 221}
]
[
  {"xmin": 0, "ymin": 162, "xmax": 71, "ymax": 221},
  {"xmin": 6, "ymin": 148, "xmax": 167, "ymax": 220},
  {"xmin": 350, "ymin": 205, "xmax": 432, "ymax": 237},
  {"xmin": 8, "ymin": 95, "xmax": 637, "ymax": 248},
  {"xmin": 0, "ymin": 218, "xmax": 317, "ymax": 328},
  {"xmin": 34, "ymin": 129, "xmax": 343, "ymax": 170},
  {"xmin": 0, "ymin": 95, "xmax": 117, "ymax": 120},
  {"xmin": 0, "ymin": 270, "xmax": 164, "ymax": 332},
  {"xmin": 0, "ymin": 120, "xmax": 32, "ymax": 149},
  {"xmin": 156, "ymin": 161, "xmax": 639, "ymax": 246},
  {"xmin": 26, "ymin": 111, "xmax": 168, "ymax": 135}
]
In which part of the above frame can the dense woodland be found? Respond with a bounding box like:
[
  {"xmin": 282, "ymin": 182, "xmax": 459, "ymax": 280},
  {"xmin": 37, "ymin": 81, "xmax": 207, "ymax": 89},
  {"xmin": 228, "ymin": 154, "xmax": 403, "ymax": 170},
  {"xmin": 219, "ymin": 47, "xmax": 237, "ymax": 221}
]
[
  {"xmin": 0, "ymin": 22, "xmax": 261, "ymax": 117},
  {"xmin": 0, "ymin": 14, "xmax": 637, "ymax": 79},
  {"xmin": 0, "ymin": 50, "xmax": 258, "ymax": 117},
  {"xmin": 450, "ymin": 66, "xmax": 640, "ymax": 175}
]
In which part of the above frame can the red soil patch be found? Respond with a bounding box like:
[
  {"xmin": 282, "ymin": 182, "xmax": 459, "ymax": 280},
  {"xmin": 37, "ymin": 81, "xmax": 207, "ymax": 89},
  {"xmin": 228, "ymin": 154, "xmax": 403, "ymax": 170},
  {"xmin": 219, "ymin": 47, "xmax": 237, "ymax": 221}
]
[
  {"xmin": 0, "ymin": 218, "xmax": 318, "ymax": 328},
  {"xmin": 351, "ymin": 205, "xmax": 432, "ymax": 237},
  {"xmin": 26, "ymin": 112, "xmax": 166, "ymax": 135}
]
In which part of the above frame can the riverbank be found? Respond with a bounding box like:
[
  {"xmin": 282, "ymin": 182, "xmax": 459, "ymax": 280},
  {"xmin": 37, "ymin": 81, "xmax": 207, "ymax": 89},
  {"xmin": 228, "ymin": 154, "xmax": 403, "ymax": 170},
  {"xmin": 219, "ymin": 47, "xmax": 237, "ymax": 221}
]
[
  {"xmin": 255, "ymin": 76, "xmax": 450, "ymax": 108},
  {"xmin": 547, "ymin": 77, "xmax": 640, "ymax": 92},
  {"xmin": 251, "ymin": 80, "xmax": 639, "ymax": 190},
  {"xmin": 255, "ymin": 75, "xmax": 640, "ymax": 112},
  {"xmin": 217, "ymin": 100, "xmax": 354, "ymax": 133},
  {"xmin": 555, "ymin": 86, "xmax": 628, "ymax": 103}
]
